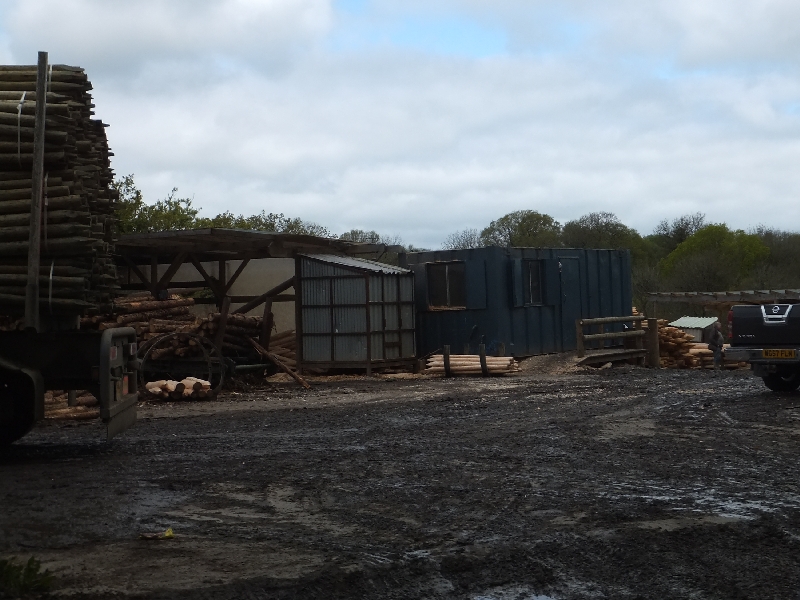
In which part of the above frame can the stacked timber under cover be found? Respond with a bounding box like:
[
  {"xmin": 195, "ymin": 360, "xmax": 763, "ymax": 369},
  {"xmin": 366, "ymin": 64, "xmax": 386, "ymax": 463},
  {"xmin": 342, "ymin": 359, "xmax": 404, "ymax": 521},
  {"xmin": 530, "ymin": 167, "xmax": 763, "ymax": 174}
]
[{"xmin": 0, "ymin": 63, "xmax": 118, "ymax": 317}]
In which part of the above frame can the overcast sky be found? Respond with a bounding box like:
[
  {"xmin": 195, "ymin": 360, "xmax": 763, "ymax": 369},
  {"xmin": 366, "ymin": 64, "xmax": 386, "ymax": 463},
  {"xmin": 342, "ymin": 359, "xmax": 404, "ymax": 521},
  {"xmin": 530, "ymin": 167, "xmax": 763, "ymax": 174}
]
[{"xmin": 2, "ymin": 1, "xmax": 799, "ymax": 248}]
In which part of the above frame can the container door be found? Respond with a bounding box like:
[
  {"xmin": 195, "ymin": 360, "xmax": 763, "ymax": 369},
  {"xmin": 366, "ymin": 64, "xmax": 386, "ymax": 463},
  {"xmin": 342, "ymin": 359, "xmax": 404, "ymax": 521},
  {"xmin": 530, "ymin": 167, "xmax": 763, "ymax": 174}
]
[{"xmin": 559, "ymin": 258, "xmax": 582, "ymax": 350}]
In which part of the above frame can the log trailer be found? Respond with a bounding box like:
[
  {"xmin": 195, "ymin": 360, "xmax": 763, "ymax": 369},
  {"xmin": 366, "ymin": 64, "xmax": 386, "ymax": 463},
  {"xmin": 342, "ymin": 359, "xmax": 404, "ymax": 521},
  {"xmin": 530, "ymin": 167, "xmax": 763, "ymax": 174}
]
[{"xmin": 0, "ymin": 53, "xmax": 138, "ymax": 445}]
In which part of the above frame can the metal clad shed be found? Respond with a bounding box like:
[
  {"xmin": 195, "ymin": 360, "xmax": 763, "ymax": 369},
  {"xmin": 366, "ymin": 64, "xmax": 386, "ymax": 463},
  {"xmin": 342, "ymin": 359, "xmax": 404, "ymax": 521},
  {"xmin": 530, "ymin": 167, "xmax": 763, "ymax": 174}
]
[
  {"xmin": 668, "ymin": 316, "xmax": 719, "ymax": 344},
  {"xmin": 401, "ymin": 246, "xmax": 632, "ymax": 357},
  {"xmin": 296, "ymin": 254, "xmax": 415, "ymax": 373}
]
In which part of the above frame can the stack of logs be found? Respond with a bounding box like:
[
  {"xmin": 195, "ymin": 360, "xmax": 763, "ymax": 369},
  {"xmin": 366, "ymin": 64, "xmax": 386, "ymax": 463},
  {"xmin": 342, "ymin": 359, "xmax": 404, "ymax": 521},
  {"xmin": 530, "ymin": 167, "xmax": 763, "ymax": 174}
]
[
  {"xmin": 0, "ymin": 64, "xmax": 120, "ymax": 314},
  {"xmin": 144, "ymin": 377, "xmax": 212, "ymax": 400},
  {"xmin": 81, "ymin": 292, "xmax": 196, "ymax": 335},
  {"xmin": 81, "ymin": 293, "xmax": 299, "ymax": 365},
  {"xmin": 656, "ymin": 320, "xmax": 747, "ymax": 369},
  {"xmin": 425, "ymin": 354, "xmax": 520, "ymax": 376},
  {"xmin": 657, "ymin": 321, "xmax": 699, "ymax": 368},
  {"xmin": 44, "ymin": 390, "xmax": 99, "ymax": 420}
]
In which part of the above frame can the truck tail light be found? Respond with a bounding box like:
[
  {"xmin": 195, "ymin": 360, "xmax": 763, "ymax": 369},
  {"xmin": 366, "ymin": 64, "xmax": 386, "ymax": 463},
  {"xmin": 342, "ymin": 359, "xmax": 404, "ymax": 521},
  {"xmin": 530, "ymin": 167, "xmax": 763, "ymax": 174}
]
[{"xmin": 728, "ymin": 309, "xmax": 734, "ymax": 339}]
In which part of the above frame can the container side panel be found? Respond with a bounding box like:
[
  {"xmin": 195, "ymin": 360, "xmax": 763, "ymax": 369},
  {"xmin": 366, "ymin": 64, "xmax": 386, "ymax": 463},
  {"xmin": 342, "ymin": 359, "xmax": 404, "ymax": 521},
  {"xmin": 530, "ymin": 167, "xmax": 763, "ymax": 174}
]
[
  {"xmin": 540, "ymin": 306, "xmax": 556, "ymax": 354},
  {"xmin": 334, "ymin": 335, "xmax": 367, "ymax": 361},
  {"xmin": 384, "ymin": 306, "xmax": 399, "ymax": 330},
  {"xmin": 587, "ymin": 250, "xmax": 600, "ymax": 317},
  {"xmin": 333, "ymin": 307, "xmax": 367, "ymax": 333},
  {"xmin": 466, "ymin": 260, "xmax": 487, "ymax": 309},
  {"xmin": 303, "ymin": 279, "xmax": 330, "ymax": 306},
  {"xmin": 333, "ymin": 278, "xmax": 366, "ymax": 305},
  {"xmin": 302, "ymin": 307, "xmax": 331, "ymax": 334},
  {"xmin": 401, "ymin": 332, "xmax": 415, "ymax": 357},
  {"xmin": 372, "ymin": 332, "xmax": 386, "ymax": 359},
  {"xmin": 400, "ymin": 305, "xmax": 414, "ymax": 330},
  {"xmin": 303, "ymin": 336, "xmax": 332, "ymax": 361},
  {"xmin": 383, "ymin": 277, "xmax": 398, "ymax": 303},
  {"xmin": 598, "ymin": 251, "xmax": 611, "ymax": 318},
  {"xmin": 369, "ymin": 276, "xmax": 383, "ymax": 303},
  {"xmin": 610, "ymin": 252, "xmax": 622, "ymax": 317},
  {"xmin": 399, "ymin": 277, "xmax": 413, "ymax": 302}
]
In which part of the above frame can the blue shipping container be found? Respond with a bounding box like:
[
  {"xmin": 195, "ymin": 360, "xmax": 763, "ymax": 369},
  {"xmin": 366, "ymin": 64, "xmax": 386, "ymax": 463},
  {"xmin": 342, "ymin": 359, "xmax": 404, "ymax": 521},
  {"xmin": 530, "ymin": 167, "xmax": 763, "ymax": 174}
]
[{"xmin": 401, "ymin": 246, "xmax": 632, "ymax": 357}]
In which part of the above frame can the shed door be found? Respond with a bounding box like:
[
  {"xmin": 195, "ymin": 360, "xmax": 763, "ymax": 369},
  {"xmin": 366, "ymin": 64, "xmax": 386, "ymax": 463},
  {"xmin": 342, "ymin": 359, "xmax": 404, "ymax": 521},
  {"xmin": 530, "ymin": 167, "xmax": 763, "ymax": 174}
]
[{"xmin": 559, "ymin": 258, "xmax": 582, "ymax": 350}]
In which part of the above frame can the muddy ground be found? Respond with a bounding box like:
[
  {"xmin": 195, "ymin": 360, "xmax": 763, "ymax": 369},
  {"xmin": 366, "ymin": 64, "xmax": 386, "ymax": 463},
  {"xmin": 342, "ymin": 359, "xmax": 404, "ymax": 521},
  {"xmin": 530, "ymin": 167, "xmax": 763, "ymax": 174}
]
[{"xmin": 1, "ymin": 363, "xmax": 800, "ymax": 599}]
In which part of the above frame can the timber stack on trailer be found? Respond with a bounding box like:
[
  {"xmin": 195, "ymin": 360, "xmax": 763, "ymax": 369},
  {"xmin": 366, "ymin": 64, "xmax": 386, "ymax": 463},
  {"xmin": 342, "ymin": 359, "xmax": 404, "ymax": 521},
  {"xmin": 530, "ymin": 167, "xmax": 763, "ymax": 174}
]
[
  {"xmin": 0, "ymin": 61, "xmax": 118, "ymax": 316},
  {"xmin": 0, "ymin": 52, "xmax": 139, "ymax": 446}
]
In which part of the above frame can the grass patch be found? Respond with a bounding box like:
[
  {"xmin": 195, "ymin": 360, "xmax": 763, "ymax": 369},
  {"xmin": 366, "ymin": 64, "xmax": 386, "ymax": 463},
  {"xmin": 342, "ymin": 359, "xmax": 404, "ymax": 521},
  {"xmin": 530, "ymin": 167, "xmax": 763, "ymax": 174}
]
[{"xmin": 0, "ymin": 557, "xmax": 53, "ymax": 597}]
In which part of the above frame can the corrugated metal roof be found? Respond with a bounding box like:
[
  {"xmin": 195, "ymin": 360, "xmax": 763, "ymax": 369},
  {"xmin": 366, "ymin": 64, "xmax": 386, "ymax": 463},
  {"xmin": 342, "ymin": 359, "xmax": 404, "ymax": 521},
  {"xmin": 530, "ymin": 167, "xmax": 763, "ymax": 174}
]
[
  {"xmin": 302, "ymin": 254, "xmax": 410, "ymax": 274},
  {"xmin": 669, "ymin": 316, "xmax": 719, "ymax": 329}
]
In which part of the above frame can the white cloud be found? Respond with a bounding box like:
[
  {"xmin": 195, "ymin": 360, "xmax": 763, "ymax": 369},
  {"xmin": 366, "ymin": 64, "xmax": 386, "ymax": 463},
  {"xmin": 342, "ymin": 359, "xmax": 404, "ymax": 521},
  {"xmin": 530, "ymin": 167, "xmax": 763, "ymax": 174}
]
[{"xmin": 2, "ymin": 1, "xmax": 800, "ymax": 249}]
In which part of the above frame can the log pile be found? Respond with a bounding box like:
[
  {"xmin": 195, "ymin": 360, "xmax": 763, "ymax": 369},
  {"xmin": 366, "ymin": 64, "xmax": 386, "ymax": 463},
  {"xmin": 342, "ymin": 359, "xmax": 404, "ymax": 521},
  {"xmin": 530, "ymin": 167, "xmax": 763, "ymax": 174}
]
[
  {"xmin": 688, "ymin": 342, "xmax": 748, "ymax": 370},
  {"xmin": 657, "ymin": 320, "xmax": 699, "ymax": 368},
  {"xmin": 144, "ymin": 377, "xmax": 212, "ymax": 400},
  {"xmin": 44, "ymin": 389, "xmax": 99, "ymax": 420},
  {"xmin": 425, "ymin": 354, "xmax": 520, "ymax": 376},
  {"xmin": 0, "ymin": 64, "xmax": 120, "ymax": 314},
  {"xmin": 655, "ymin": 320, "xmax": 747, "ymax": 369},
  {"xmin": 81, "ymin": 292, "xmax": 197, "ymax": 336}
]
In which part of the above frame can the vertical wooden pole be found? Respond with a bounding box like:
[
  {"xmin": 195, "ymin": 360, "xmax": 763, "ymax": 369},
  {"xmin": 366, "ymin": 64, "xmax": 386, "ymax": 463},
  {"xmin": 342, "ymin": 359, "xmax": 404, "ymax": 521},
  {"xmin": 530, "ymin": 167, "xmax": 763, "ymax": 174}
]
[
  {"xmin": 260, "ymin": 298, "xmax": 273, "ymax": 349},
  {"xmin": 646, "ymin": 318, "xmax": 660, "ymax": 368},
  {"xmin": 67, "ymin": 390, "xmax": 76, "ymax": 407},
  {"xmin": 576, "ymin": 320, "xmax": 585, "ymax": 357},
  {"xmin": 443, "ymin": 345, "xmax": 451, "ymax": 377},
  {"xmin": 150, "ymin": 256, "xmax": 158, "ymax": 297},
  {"xmin": 24, "ymin": 51, "xmax": 48, "ymax": 331},
  {"xmin": 214, "ymin": 296, "xmax": 231, "ymax": 354},
  {"xmin": 634, "ymin": 318, "xmax": 644, "ymax": 366},
  {"xmin": 479, "ymin": 343, "xmax": 488, "ymax": 376}
]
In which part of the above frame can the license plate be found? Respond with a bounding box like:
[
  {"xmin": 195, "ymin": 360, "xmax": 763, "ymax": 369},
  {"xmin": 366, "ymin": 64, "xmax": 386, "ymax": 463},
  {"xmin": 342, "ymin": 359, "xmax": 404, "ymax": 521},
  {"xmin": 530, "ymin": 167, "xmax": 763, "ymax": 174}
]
[{"xmin": 762, "ymin": 349, "xmax": 796, "ymax": 359}]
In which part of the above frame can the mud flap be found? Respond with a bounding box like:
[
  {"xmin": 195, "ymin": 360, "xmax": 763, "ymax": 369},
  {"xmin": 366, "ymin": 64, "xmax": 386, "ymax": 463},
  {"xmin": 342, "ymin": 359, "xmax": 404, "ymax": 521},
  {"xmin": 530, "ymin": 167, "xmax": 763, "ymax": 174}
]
[
  {"xmin": 99, "ymin": 328, "xmax": 139, "ymax": 441},
  {"xmin": 0, "ymin": 357, "xmax": 44, "ymax": 446}
]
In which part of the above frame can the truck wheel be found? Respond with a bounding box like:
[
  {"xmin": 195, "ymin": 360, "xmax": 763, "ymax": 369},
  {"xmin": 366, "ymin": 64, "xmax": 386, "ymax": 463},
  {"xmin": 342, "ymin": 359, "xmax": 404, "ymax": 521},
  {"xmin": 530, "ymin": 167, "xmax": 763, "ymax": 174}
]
[
  {"xmin": 0, "ymin": 369, "xmax": 38, "ymax": 447},
  {"xmin": 762, "ymin": 372, "xmax": 800, "ymax": 393}
]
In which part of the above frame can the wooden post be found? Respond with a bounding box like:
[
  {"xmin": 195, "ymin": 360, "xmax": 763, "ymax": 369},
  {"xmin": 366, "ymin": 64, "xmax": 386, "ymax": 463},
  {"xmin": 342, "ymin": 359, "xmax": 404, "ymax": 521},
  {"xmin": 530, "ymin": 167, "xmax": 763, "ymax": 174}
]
[
  {"xmin": 576, "ymin": 320, "xmax": 585, "ymax": 357},
  {"xmin": 67, "ymin": 390, "xmax": 76, "ymax": 407},
  {"xmin": 646, "ymin": 318, "xmax": 660, "ymax": 368},
  {"xmin": 260, "ymin": 298, "xmax": 273, "ymax": 349},
  {"xmin": 443, "ymin": 345, "xmax": 451, "ymax": 377},
  {"xmin": 151, "ymin": 256, "xmax": 158, "ymax": 292},
  {"xmin": 634, "ymin": 317, "xmax": 644, "ymax": 366},
  {"xmin": 479, "ymin": 344, "xmax": 488, "ymax": 376},
  {"xmin": 23, "ymin": 51, "xmax": 48, "ymax": 330},
  {"xmin": 214, "ymin": 296, "xmax": 231, "ymax": 354}
]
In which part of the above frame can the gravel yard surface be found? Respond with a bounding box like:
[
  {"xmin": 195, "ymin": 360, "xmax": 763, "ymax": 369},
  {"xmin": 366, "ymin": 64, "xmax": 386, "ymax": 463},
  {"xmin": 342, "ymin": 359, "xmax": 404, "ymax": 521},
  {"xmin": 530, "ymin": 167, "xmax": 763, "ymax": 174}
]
[{"xmin": 1, "ymin": 366, "xmax": 799, "ymax": 599}]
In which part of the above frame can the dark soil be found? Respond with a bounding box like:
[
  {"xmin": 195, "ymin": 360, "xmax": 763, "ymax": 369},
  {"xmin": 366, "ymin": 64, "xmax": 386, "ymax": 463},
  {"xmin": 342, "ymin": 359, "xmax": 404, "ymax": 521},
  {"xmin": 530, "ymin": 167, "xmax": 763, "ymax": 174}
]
[{"xmin": 1, "ymin": 366, "xmax": 799, "ymax": 599}]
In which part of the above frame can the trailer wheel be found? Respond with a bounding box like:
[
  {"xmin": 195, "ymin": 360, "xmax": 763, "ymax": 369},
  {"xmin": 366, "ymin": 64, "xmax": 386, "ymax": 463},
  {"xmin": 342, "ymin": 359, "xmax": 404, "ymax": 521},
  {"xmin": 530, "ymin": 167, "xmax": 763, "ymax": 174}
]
[
  {"xmin": 762, "ymin": 372, "xmax": 800, "ymax": 393},
  {"xmin": 0, "ymin": 368, "xmax": 39, "ymax": 446}
]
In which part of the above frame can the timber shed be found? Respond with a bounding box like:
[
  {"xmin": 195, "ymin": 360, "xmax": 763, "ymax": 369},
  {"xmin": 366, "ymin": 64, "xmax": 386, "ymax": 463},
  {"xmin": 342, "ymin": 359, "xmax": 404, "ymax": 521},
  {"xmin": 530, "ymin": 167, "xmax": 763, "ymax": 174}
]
[
  {"xmin": 296, "ymin": 254, "xmax": 416, "ymax": 374},
  {"xmin": 401, "ymin": 246, "xmax": 632, "ymax": 357}
]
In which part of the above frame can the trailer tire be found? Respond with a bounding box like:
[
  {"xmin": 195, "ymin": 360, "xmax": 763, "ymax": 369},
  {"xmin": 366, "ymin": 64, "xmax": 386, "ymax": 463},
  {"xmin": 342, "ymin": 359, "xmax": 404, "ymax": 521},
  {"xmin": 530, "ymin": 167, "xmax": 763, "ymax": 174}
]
[
  {"xmin": 762, "ymin": 371, "xmax": 800, "ymax": 393},
  {"xmin": 0, "ymin": 367, "xmax": 40, "ymax": 447}
]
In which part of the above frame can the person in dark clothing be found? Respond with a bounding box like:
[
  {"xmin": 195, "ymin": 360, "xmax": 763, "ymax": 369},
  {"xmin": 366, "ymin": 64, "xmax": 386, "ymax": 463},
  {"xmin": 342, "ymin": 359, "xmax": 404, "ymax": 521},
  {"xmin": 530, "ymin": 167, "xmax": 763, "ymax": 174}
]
[{"xmin": 708, "ymin": 321, "xmax": 725, "ymax": 369}]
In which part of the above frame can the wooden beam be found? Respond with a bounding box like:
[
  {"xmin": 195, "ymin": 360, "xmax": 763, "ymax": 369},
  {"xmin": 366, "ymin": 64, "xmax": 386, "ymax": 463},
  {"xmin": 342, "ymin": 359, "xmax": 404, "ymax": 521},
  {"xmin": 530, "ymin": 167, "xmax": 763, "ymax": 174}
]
[
  {"xmin": 260, "ymin": 299, "xmax": 273, "ymax": 349},
  {"xmin": 155, "ymin": 251, "xmax": 189, "ymax": 295},
  {"xmin": 222, "ymin": 258, "xmax": 250, "ymax": 295},
  {"xmin": 249, "ymin": 338, "xmax": 310, "ymax": 389},
  {"xmin": 233, "ymin": 276, "xmax": 295, "ymax": 314},
  {"xmin": 189, "ymin": 254, "xmax": 223, "ymax": 298},
  {"xmin": 121, "ymin": 255, "xmax": 156, "ymax": 295}
]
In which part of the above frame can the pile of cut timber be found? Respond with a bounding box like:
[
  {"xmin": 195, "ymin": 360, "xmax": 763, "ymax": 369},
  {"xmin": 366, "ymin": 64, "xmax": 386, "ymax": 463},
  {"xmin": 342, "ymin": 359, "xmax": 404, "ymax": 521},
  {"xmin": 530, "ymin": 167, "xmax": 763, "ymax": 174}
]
[
  {"xmin": 44, "ymin": 389, "xmax": 98, "ymax": 420},
  {"xmin": 688, "ymin": 342, "xmax": 748, "ymax": 370},
  {"xmin": 0, "ymin": 64, "xmax": 120, "ymax": 314},
  {"xmin": 144, "ymin": 377, "xmax": 212, "ymax": 400},
  {"xmin": 81, "ymin": 292, "xmax": 196, "ymax": 333},
  {"xmin": 657, "ymin": 321, "xmax": 698, "ymax": 368},
  {"xmin": 425, "ymin": 354, "xmax": 520, "ymax": 376}
]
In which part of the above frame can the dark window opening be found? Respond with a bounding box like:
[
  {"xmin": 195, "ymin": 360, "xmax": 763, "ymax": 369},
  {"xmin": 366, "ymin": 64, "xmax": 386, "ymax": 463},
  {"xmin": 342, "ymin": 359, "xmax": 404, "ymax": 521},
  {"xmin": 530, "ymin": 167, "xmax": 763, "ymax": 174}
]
[
  {"xmin": 523, "ymin": 260, "xmax": 542, "ymax": 305},
  {"xmin": 427, "ymin": 262, "xmax": 467, "ymax": 308}
]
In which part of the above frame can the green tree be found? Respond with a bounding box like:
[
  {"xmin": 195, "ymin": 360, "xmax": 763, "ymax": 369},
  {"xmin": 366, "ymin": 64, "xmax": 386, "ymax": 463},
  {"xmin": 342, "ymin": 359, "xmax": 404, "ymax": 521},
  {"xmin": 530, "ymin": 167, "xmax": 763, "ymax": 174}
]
[
  {"xmin": 113, "ymin": 174, "xmax": 330, "ymax": 237},
  {"xmin": 561, "ymin": 211, "xmax": 639, "ymax": 249},
  {"xmin": 660, "ymin": 224, "xmax": 769, "ymax": 291},
  {"xmin": 479, "ymin": 210, "xmax": 561, "ymax": 247},
  {"xmin": 649, "ymin": 212, "xmax": 706, "ymax": 256},
  {"xmin": 442, "ymin": 228, "xmax": 482, "ymax": 250}
]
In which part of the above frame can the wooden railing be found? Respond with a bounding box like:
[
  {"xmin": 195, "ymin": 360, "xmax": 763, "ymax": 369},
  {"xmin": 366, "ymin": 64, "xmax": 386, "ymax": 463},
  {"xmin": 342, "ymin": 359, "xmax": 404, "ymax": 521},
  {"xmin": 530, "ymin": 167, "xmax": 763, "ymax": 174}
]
[{"xmin": 576, "ymin": 316, "xmax": 660, "ymax": 367}]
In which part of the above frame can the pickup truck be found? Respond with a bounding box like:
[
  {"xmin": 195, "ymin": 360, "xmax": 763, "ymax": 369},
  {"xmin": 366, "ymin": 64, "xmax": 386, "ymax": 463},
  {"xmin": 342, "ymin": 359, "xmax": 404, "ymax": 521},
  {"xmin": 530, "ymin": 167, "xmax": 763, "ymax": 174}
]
[{"xmin": 725, "ymin": 303, "xmax": 800, "ymax": 392}]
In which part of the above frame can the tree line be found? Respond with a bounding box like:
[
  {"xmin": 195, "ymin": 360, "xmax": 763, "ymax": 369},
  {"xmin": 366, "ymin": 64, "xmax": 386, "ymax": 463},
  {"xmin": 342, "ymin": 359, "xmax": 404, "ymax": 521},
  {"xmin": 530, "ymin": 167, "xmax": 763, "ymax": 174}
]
[{"xmin": 113, "ymin": 175, "xmax": 800, "ymax": 302}]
